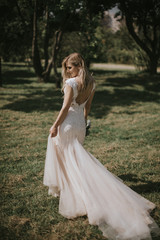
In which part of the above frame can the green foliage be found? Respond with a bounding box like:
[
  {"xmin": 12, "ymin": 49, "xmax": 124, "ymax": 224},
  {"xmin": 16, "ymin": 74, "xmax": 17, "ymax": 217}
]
[
  {"xmin": 0, "ymin": 63, "xmax": 160, "ymax": 239},
  {"xmin": 0, "ymin": 0, "xmax": 114, "ymax": 65},
  {"xmin": 1, "ymin": 0, "xmax": 159, "ymax": 73},
  {"xmin": 0, "ymin": 0, "xmax": 33, "ymax": 61},
  {"xmin": 116, "ymin": 0, "xmax": 160, "ymax": 74},
  {"xmin": 57, "ymin": 17, "xmax": 139, "ymax": 66},
  {"xmin": 94, "ymin": 19, "xmax": 138, "ymax": 64}
]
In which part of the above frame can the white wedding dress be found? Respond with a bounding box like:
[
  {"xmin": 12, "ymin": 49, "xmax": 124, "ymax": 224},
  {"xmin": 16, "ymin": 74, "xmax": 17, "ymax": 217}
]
[{"xmin": 43, "ymin": 78, "xmax": 160, "ymax": 240}]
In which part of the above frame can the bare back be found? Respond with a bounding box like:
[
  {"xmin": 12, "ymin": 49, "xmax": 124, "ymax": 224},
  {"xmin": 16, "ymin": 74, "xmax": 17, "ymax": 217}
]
[{"xmin": 75, "ymin": 78, "xmax": 95, "ymax": 105}]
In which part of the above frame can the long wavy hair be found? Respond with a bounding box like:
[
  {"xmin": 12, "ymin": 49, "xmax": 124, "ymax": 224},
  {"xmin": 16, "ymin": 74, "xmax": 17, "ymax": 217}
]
[{"xmin": 62, "ymin": 53, "xmax": 94, "ymax": 91}]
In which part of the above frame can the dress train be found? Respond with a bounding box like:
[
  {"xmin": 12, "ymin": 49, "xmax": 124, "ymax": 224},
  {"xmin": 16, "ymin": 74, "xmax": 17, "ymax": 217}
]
[{"xmin": 44, "ymin": 136, "xmax": 160, "ymax": 240}]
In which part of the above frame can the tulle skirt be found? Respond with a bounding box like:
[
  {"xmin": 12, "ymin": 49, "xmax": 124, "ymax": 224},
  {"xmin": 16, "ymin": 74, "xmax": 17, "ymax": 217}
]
[{"xmin": 43, "ymin": 135, "xmax": 160, "ymax": 239}]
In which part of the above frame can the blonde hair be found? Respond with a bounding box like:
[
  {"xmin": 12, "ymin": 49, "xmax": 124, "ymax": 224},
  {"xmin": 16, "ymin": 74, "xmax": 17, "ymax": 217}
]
[{"xmin": 62, "ymin": 53, "xmax": 93, "ymax": 91}]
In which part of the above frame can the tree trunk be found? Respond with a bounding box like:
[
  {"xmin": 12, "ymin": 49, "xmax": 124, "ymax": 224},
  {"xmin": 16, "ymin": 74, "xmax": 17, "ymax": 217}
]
[
  {"xmin": 84, "ymin": 34, "xmax": 91, "ymax": 68},
  {"xmin": 32, "ymin": 0, "xmax": 43, "ymax": 81},
  {"xmin": 125, "ymin": 17, "xmax": 159, "ymax": 75},
  {"xmin": 42, "ymin": 30, "xmax": 63, "ymax": 86},
  {"xmin": 120, "ymin": 1, "xmax": 159, "ymax": 75},
  {"xmin": 52, "ymin": 30, "xmax": 63, "ymax": 88},
  {"xmin": 31, "ymin": 1, "xmax": 63, "ymax": 85},
  {"xmin": 149, "ymin": 55, "xmax": 158, "ymax": 75},
  {"xmin": 0, "ymin": 57, "xmax": 2, "ymax": 87},
  {"xmin": 44, "ymin": 3, "xmax": 49, "ymax": 70},
  {"xmin": 42, "ymin": 60, "xmax": 53, "ymax": 82},
  {"xmin": 39, "ymin": 30, "xmax": 63, "ymax": 84}
]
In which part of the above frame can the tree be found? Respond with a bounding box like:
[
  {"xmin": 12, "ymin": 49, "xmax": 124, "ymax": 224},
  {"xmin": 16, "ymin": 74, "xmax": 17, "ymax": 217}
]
[
  {"xmin": 31, "ymin": 0, "xmax": 115, "ymax": 85},
  {"xmin": 116, "ymin": 0, "xmax": 160, "ymax": 74},
  {"xmin": 78, "ymin": 0, "xmax": 115, "ymax": 66},
  {"xmin": 94, "ymin": 14, "xmax": 138, "ymax": 64},
  {"xmin": 32, "ymin": 0, "xmax": 83, "ymax": 86},
  {"xmin": 0, "ymin": 0, "xmax": 115, "ymax": 87},
  {"xmin": 0, "ymin": 0, "xmax": 81, "ymax": 86},
  {"xmin": 0, "ymin": 0, "xmax": 33, "ymax": 61},
  {"xmin": 0, "ymin": 0, "xmax": 33, "ymax": 86},
  {"xmin": 0, "ymin": 57, "xmax": 2, "ymax": 87}
]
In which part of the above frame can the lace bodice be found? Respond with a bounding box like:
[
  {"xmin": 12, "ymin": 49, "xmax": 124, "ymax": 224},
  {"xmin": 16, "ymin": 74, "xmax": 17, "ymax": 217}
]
[
  {"xmin": 64, "ymin": 78, "xmax": 78, "ymax": 107},
  {"xmin": 57, "ymin": 78, "xmax": 87, "ymax": 146},
  {"xmin": 64, "ymin": 78, "xmax": 95, "ymax": 109}
]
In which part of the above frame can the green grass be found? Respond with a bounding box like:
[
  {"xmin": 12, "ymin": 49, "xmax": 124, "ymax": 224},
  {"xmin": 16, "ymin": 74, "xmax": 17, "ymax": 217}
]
[{"xmin": 0, "ymin": 63, "xmax": 160, "ymax": 240}]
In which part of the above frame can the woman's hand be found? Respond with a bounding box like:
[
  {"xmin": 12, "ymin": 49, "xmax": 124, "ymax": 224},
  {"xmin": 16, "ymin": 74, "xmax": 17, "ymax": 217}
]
[{"xmin": 50, "ymin": 125, "xmax": 58, "ymax": 138}]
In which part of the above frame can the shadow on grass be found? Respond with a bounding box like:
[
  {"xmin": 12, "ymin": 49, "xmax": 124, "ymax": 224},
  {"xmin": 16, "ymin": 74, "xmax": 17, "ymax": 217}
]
[
  {"xmin": 0, "ymin": 226, "xmax": 18, "ymax": 240},
  {"xmin": 1, "ymin": 65, "xmax": 160, "ymax": 115},
  {"xmin": 3, "ymin": 69, "xmax": 35, "ymax": 85},
  {"xmin": 91, "ymin": 87, "xmax": 160, "ymax": 118},
  {"xmin": 131, "ymin": 182, "xmax": 160, "ymax": 194},
  {"xmin": 90, "ymin": 70, "xmax": 160, "ymax": 118},
  {"xmin": 93, "ymin": 69, "xmax": 160, "ymax": 90},
  {"xmin": 106, "ymin": 75, "xmax": 160, "ymax": 92},
  {"xmin": 2, "ymin": 89, "xmax": 63, "ymax": 112},
  {"xmin": 92, "ymin": 69, "xmax": 160, "ymax": 91},
  {"xmin": 119, "ymin": 174, "xmax": 160, "ymax": 194},
  {"xmin": 2, "ymin": 63, "xmax": 58, "ymax": 85},
  {"xmin": 1, "ymin": 63, "xmax": 63, "ymax": 112}
]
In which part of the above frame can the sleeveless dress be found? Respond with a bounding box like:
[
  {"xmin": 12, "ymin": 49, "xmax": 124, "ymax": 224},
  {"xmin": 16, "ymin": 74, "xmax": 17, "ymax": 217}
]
[{"xmin": 43, "ymin": 77, "xmax": 160, "ymax": 240}]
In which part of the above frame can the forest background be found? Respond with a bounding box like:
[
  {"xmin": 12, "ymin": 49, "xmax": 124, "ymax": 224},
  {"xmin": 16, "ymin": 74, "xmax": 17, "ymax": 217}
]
[{"xmin": 0, "ymin": 0, "xmax": 160, "ymax": 87}]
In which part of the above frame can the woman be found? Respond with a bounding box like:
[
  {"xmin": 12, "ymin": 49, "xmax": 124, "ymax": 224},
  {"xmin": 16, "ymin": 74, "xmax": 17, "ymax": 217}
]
[{"xmin": 43, "ymin": 53, "xmax": 159, "ymax": 239}]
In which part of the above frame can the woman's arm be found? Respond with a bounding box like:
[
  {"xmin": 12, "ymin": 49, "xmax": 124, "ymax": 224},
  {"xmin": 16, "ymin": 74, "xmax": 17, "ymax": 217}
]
[
  {"xmin": 50, "ymin": 85, "xmax": 73, "ymax": 137},
  {"xmin": 84, "ymin": 90, "xmax": 95, "ymax": 122}
]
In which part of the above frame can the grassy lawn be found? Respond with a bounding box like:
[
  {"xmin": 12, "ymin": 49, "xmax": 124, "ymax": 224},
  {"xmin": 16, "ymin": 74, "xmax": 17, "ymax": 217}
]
[{"xmin": 0, "ymin": 63, "xmax": 160, "ymax": 240}]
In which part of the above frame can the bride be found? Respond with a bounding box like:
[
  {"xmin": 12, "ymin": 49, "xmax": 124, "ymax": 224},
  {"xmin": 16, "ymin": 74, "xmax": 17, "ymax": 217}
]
[{"xmin": 43, "ymin": 53, "xmax": 159, "ymax": 239}]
